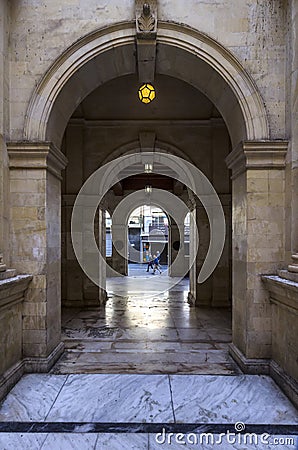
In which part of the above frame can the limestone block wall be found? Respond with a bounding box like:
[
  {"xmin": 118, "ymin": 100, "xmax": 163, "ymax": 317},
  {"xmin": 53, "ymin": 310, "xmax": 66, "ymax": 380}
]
[
  {"xmin": 0, "ymin": 274, "xmax": 32, "ymax": 400},
  {"xmin": 8, "ymin": 0, "xmax": 287, "ymax": 142},
  {"xmin": 262, "ymin": 275, "xmax": 298, "ymax": 406}
]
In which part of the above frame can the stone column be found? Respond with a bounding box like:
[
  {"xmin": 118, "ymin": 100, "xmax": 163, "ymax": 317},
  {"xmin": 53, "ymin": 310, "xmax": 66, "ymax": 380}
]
[
  {"xmin": 8, "ymin": 142, "xmax": 67, "ymax": 370},
  {"xmin": 168, "ymin": 219, "xmax": 185, "ymax": 277},
  {"xmin": 226, "ymin": 141, "xmax": 287, "ymax": 367}
]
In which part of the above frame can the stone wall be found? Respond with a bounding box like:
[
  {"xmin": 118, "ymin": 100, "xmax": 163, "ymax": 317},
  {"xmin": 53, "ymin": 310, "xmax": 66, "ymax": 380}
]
[
  {"xmin": 0, "ymin": 274, "xmax": 32, "ymax": 401},
  {"xmin": 7, "ymin": 0, "xmax": 287, "ymax": 143}
]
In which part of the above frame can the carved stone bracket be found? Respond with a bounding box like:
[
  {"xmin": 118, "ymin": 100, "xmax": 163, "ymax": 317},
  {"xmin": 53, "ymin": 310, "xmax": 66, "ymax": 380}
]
[
  {"xmin": 135, "ymin": 1, "xmax": 157, "ymax": 83},
  {"xmin": 136, "ymin": 1, "xmax": 157, "ymax": 39}
]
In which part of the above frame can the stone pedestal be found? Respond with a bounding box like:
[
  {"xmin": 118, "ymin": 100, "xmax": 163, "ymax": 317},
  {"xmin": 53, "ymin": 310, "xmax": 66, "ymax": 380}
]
[{"xmin": 226, "ymin": 140, "xmax": 288, "ymax": 360}]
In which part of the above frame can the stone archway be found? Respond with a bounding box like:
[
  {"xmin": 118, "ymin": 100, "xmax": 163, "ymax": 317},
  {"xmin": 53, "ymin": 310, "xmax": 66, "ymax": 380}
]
[
  {"xmin": 8, "ymin": 21, "xmax": 287, "ymax": 377},
  {"xmin": 24, "ymin": 22, "xmax": 269, "ymax": 148}
]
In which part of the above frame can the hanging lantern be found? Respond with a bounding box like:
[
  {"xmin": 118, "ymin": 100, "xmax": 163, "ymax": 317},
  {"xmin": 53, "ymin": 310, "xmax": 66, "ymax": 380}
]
[{"xmin": 138, "ymin": 83, "xmax": 156, "ymax": 104}]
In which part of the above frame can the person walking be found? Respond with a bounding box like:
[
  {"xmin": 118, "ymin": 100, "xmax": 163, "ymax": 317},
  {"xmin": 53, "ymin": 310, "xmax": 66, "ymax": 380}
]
[
  {"xmin": 146, "ymin": 254, "xmax": 154, "ymax": 272},
  {"xmin": 153, "ymin": 253, "xmax": 162, "ymax": 274}
]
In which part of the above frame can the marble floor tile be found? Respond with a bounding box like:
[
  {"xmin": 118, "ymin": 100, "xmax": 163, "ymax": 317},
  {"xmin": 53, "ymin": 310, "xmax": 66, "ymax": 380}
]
[
  {"xmin": 46, "ymin": 374, "xmax": 174, "ymax": 423},
  {"xmin": 176, "ymin": 328, "xmax": 211, "ymax": 341},
  {"xmin": 170, "ymin": 375, "xmax": 298, "ymax": 424},
  {"xmin": 95, "ymin": 433, "xmax": 148, "ymax": 449},
  {"xmin": 0, "ymin": 374, "xmax": 68, "ymax": 421},
  {"xmin": 0, "ymin": 433, "xmax": 47, "ymax": 450},
  {"xmin": 41, "ymin": 433, "xmax": 98, "ymax": 450}
]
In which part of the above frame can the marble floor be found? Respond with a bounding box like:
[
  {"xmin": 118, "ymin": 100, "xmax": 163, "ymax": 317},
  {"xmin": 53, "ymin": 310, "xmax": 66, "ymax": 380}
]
[
  {"xmin": 0, "ymin": 374, "xmax": 297, "ymax": 449},
  {"xmin": 52, "ymin": 273, "xmax": 238, "ymax": 375},
  {"xmin": 0, "ymin": 271, "xmax": 297, "ymax": 449}
]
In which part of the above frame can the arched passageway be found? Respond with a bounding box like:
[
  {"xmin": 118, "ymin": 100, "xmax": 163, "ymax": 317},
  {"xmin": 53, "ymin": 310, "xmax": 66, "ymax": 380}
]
[{"xmin": 9, "ymin": 21, "xmax": 287, "ymax": 380}]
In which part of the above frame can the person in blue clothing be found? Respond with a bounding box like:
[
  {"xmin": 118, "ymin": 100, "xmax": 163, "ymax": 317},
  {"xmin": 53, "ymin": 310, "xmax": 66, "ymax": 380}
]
[{"xmin": 153, "ymin": 252, "xmax": 162, "ymax": 274}]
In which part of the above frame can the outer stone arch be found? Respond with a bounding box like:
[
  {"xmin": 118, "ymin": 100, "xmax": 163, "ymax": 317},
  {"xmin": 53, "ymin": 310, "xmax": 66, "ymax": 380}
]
[{"xmin": 24, "ymin": 21, "xmax": 269, "ymax": 149}]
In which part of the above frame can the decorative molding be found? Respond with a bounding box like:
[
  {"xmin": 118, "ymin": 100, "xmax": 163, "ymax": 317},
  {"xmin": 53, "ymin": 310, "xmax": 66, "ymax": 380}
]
[
  {"xmin": 135, "ymin": 2, "xmax": 157, "ymax": 82},
  {"xmin": 229, "ymin": 343, "xmax": 270, "ymax": 374},
  {"xmin": 226, "ymin": 141, "xmax": 288, "ymax": 179},
  {"xmin": 24, "ymin": 21, "xmax": 269, "ymax": 147},
  {"xmin": 7, "ymin": 141, "xmax": 68, "ymax": 180},
  {"xmin": 24, "ymin": 342, "xmax": 64, "ymax": 373},
  {"xmin": 137, "ymin": 2, "xmax": 156, "ymax": 37},
  {"xmin": 136, "ymin": 1, "xmax": 157, "ymax": 39}
]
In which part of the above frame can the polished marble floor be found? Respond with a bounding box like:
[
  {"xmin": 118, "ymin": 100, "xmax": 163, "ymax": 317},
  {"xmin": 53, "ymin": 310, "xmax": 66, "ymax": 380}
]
[
  {"xmin": 52, "ymin": 272, "xmax": 238, "ymax": 375},
  {"xmin": 0, "ymin": 374, "xmax": 297, "ymax": 449},
  {"xmin": 0, "ymin": 271, "xmax": 297, "ymax": 449}
]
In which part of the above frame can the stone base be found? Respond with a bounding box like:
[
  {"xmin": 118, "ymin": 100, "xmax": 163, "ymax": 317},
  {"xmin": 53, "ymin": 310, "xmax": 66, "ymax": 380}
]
[
  {"xmin": 24, "ymin": 342, "xmax": 65, "ymax": 373},
  {"xmin": 0, "ymin": 342, "xmax": 64, "ymax": 402},
  {"xmin": 229, "ymin": 344, "xmax": 298, "ymax": 408},
  {"xmin": 270, "ymin": 360, "xmax": 298, "ymax": 409},
  {"xmin": 0, "ymin": 360, "xmax": 25, "ymax": 402},
  {"xmin": 229, "ymin": 343, "xmax": 270, "ymax": 375}
]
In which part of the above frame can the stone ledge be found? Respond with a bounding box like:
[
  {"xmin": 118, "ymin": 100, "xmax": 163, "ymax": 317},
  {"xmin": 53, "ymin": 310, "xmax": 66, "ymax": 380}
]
[
  {"xmin": 261, "ymin": 275, "xmax": 298, "ymax": 312},
  {"xmin": 0, "ymin": 274, "xmax": 33, "ymax": 310},
  {"xmin": 278, "ymin": 269, "xmax": 298, "ymax": 283},
  {"xmin": 0, "ymin": 269, "xmax": 17, "ymax": 280}
]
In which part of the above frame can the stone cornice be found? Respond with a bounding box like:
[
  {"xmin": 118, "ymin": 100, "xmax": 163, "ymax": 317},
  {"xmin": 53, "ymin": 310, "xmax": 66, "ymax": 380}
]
[
  {"xmin": 226, "ymin": 141, "xmax": 288, "ymax": 179},
  {"xmin": 7, "ymin": 142, "xmax": 68, "ymax": 180}
]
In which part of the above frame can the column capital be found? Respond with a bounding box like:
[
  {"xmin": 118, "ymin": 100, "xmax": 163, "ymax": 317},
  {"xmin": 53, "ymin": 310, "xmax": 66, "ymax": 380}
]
[
  {"xmin": 226, "ymin": 140, "xmax": 288, "ymax": 179},
  {"xmin": 7, "ymin": 141, "xmax": 68, "ymax": 180}
]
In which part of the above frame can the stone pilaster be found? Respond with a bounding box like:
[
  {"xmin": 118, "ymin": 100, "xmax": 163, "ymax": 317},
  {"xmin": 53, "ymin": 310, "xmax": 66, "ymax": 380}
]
[
  {"xmin": 8, "ymin": 142, "xmax": 67, "ymax": 364},
  {"xmin": 226, "ymin": 140, "xmax": 287, "ymax": 361}
]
